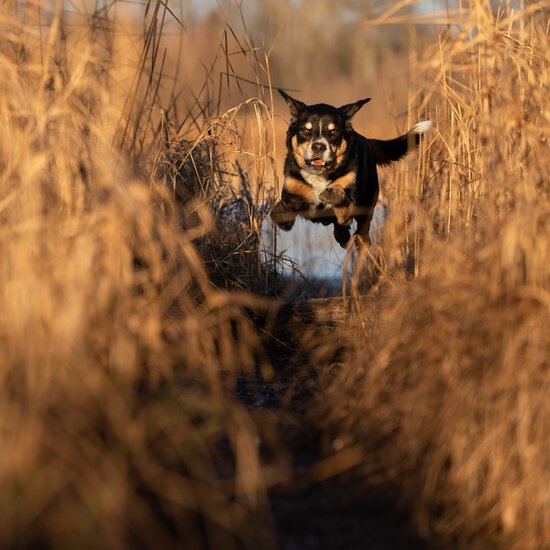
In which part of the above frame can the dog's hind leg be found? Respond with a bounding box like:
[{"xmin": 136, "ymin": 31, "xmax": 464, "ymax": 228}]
[
  {"xmin": 354, "ymin": 212, "xmax": 373, "ymax": 247},
  {"xmin": 333, "ymin": 223, "xmax": 351, "ymax": 248}
]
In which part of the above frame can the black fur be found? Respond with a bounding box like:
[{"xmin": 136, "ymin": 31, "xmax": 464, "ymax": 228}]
[{"xmin": 272, "ymin": 91, "xmax": 431, "ymax": 247}]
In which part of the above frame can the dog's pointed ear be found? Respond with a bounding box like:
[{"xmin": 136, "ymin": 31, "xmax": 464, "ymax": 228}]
[
  {"xmin": 279, "ymin": 90, "xmax": 307, "ymax": 118},
  {"xmin": 340, "ymin": 98, "xmax": 371, "ymax": 119}
]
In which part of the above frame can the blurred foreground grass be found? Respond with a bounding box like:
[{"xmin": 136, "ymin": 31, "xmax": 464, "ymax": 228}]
[{"xmin": 0, "ymin": 0, "xmax": 549, "ymax": 548}]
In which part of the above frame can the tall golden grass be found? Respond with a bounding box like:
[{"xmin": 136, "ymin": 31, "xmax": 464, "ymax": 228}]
[
  {"xmin": 321, "ymin": 1, "xmax": 550, "ymax": 548},
  {"xmin": 0, "ymin": 3, "xmax": 279, "ymax": 547},
  {"xmin": 367, "ymin": 0, "xmax": 549, "ymax": 274},
  {"xmin": 2, "ymin": 0, "xmax": 549, "ymax": 547}
]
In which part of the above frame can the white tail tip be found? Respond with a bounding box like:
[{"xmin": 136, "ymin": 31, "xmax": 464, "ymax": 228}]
[{"xmin": 410, "ymin": 120, "xmax": 433, "ymax": 134}]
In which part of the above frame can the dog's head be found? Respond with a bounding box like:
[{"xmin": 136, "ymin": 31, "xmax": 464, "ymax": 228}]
[{"xmin": 279, "ymin": 90, "xmax": 371, "ymax": 175}]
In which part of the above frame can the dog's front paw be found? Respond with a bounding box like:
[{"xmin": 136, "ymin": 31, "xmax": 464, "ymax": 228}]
[
  {"xmin": 319, "ymin": 186, "xmax": 348, "ymax": 206},
  {"xmin": 271, "ymin": 201, "xmax": 295, "ymax": 231},
  {"xmin": 286, "ymin": 196, "xmax": 309, "ymax": 211}
]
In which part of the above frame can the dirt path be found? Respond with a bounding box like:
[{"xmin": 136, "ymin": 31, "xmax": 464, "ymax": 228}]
[{"xmin": 244, "ymin": 296, "xmax": 432, "ymax": 550}]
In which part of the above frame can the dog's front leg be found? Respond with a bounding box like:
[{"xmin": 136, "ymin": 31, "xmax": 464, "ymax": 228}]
[
  {"xmin": 283, "ymin": 177, "xmax": 316, "ymax": 209},
  {"xmin": 319, "ymin": 185, "xmax": 348, "ymax": 206},
  {"xmin": 319, "ymin": 171, "xmax": 357, "ymax": 226},
  {"xmin": 271, "ymin": 177, "xmax": 314, "ymax": 230},
  {"xmin": 333, "ymin": 205, "xmax": 353, "ymax": 226},
  {"xmin": 319, "ymin": 185, "xmax": 353, "ymax": 226}
]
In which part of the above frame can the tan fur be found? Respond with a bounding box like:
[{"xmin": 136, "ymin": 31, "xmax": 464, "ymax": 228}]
[
  {"xmin": 284, "ymin": 175, "xmax": 316, "ymax": 202},
  {"xmin": 333, "ymin": 205, "xmax": 353, "ymax": 226},
  {"xmin": 291, "ymin": 135, "xmax": 307, "ymax": 169},
  {"xmin": 330, "ymin": 170, "xmax": 356, "ymax": 192},
  {"xmin": 323, "ymin": 172, "xmax": 357, "ymax": 226},
  {"xmin": 334, "ymin": 140, "xmax": 348, "ymax": 167}
]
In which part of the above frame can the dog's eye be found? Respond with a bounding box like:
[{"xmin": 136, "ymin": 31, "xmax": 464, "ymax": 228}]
[
  {"xmin": 300, "ymin": 127, "xmax": 312, "ymax": 137},
  {"xmin": 329, "ymin": 129, "xmax": 340, "ymax": 139}
]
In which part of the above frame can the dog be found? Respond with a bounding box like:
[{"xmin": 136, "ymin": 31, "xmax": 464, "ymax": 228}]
[{"xmin": 271, "ymin": 90, "xmax": 432, "ymax": 247}]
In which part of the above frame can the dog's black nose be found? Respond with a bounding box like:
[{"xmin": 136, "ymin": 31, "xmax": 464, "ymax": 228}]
[{"xmin": 311, "ymin": 141, "xmax": 327, "ymax": 153}]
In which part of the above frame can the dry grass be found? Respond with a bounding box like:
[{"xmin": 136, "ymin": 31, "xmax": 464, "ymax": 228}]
[
  {"xmin": 0, "ymin": 3, "xmax": 280, "ymax": 547},
  {"xmin": 155, "ymin": 99, "xmax": 280, "ymax": 294},
  {"xmin": 327, "ymin": 214, "xmax": 550, "ymax": 547},
  {"xmin": 368, "ymin": 0, "xmax": 549, "ymax": 276},
  {"xmin": 2, "ymin": 0, "xmax": 549, "ymax": 547},
  {"xmin": 320, "ymin": 2, "xmax": 550, "ymax": 548}
]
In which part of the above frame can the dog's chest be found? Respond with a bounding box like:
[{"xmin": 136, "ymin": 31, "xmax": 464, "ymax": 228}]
[{"xmin": 300, "ymin": 170, "xmax": 330, "ymax": 205}]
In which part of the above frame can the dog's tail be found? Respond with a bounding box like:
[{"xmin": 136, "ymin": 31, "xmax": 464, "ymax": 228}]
[{"xmin": 368, "ymin": 120, "xmax": 432, "ymax": 166}]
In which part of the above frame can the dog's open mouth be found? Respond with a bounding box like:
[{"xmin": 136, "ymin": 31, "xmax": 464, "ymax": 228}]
[{"xmin": 306, "ymin": 158, "xmax": 330, "ymax": 168}]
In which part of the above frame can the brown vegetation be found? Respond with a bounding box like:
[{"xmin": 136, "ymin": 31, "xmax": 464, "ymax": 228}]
[
  {"xmin": 0, "ymin": 3, "xmax": 278, "ymax": 547},
  {"xmin": 0, "ymin": 0, "xmax": 548, "ymax": 548},
  {"xmin": 320, "ymin": 2, "xmax": 550, "ymax": 548}
]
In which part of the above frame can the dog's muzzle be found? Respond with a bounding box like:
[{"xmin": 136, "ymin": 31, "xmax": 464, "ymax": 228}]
[{"xmin": 305, "ymin": 140, "xmax": 333, "ymax": 169}]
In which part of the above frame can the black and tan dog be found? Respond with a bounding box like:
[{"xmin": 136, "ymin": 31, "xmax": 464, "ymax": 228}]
[{"xmin": 272, "ymin": 90, "xmax": 432, "ymax": 247}]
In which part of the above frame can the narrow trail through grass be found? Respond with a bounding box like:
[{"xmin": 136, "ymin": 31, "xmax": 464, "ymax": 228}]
[{"xmin": 241, "ymin": 294, "xmax": 432, "ymax": 549}]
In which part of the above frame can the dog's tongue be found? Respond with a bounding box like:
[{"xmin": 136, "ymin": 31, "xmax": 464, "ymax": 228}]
[{"xmin": 311, "ymin": 159, "xmax": 325, "ymax": 166}]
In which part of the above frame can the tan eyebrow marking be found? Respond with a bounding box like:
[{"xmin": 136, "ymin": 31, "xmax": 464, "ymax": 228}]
[
  {"xmin": 305, "ymin": 122, "xmax": 313, "ymax": 129},
  {"xmin": 328, "ymin": 123, "xmax": 336, "ymax": 131}
]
